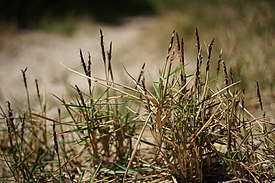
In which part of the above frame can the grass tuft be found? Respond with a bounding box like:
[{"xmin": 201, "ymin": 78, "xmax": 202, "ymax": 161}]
[{"xmin": 0, "ymin": 30, "xmax": 274, "ymax": 182}]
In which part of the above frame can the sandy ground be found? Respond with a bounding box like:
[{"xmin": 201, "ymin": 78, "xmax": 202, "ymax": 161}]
[{"xmin": 0, "ymin": 16, "xmax": 174, "ymax": 108}]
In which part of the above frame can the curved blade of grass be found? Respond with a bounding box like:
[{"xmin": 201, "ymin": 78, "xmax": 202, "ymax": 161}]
[
  {"xmin": 123, "ymin": 112, "xmax": 153, "ymax": 182},
  {"xmin": 61, "ymin": 62, "xmax": 141, "ymax": 100},
  {"xmin": 90, "ymin": 159, "xmax": 102, "ymax": 183}
]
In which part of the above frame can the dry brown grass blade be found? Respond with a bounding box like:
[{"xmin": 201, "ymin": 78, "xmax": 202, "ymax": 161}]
[
  {"xmin": 228, "ymin": 89, "xmax": 265, "ymax": 132},
  {"xmin": 172, "ymin": 75, "xmax": 194, "ymax": 98},
  {"xmin": 189, "ymin": 102, "xmax": 223, "ymax": 147},
  {"xmin": 123, "ymin": 112, "xmax": 153, "ymax": 183},
  {"xmin": 30, "ymin": 112, "xmax": 84, "ymax": 126},
  {"xmin": 53, "ymin": 116, "xmax": 62, "ymax": 178},
  {"xmin": 211, "ymin": 81, "xmax": 241, "ymax": 98},
  {"xmin": 61, "ymin": 62, "xmax": 142, "ymax": 100}
]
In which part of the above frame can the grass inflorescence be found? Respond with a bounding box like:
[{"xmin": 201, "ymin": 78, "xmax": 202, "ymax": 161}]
[{"xmin": 0, "ymin": 30, "xmax": 274, "ymax": 183}]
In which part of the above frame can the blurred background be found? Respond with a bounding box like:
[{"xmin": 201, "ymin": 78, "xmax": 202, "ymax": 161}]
[{"xmin": 0, "ymin": 0, "xmax": 274, "ymax": 119}]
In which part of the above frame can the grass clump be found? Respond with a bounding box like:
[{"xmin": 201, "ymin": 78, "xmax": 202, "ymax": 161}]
[{"xmin": 0, "ymin": 30, "xmax": 274, "ymax": 182}]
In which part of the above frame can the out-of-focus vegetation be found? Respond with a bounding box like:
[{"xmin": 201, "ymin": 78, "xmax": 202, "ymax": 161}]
[
  {"xmin": 0, "ymin": 0, "xmax": 154, "ymax": 28},
  {"xmin": 1, "ymin": 0, "xmax": 274, "ymax": 29}
]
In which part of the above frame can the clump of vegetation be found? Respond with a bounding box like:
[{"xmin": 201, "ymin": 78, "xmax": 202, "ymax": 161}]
[{"xmin": 0, "ymin": 30, "xmax": 274, "ymax": 182}]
